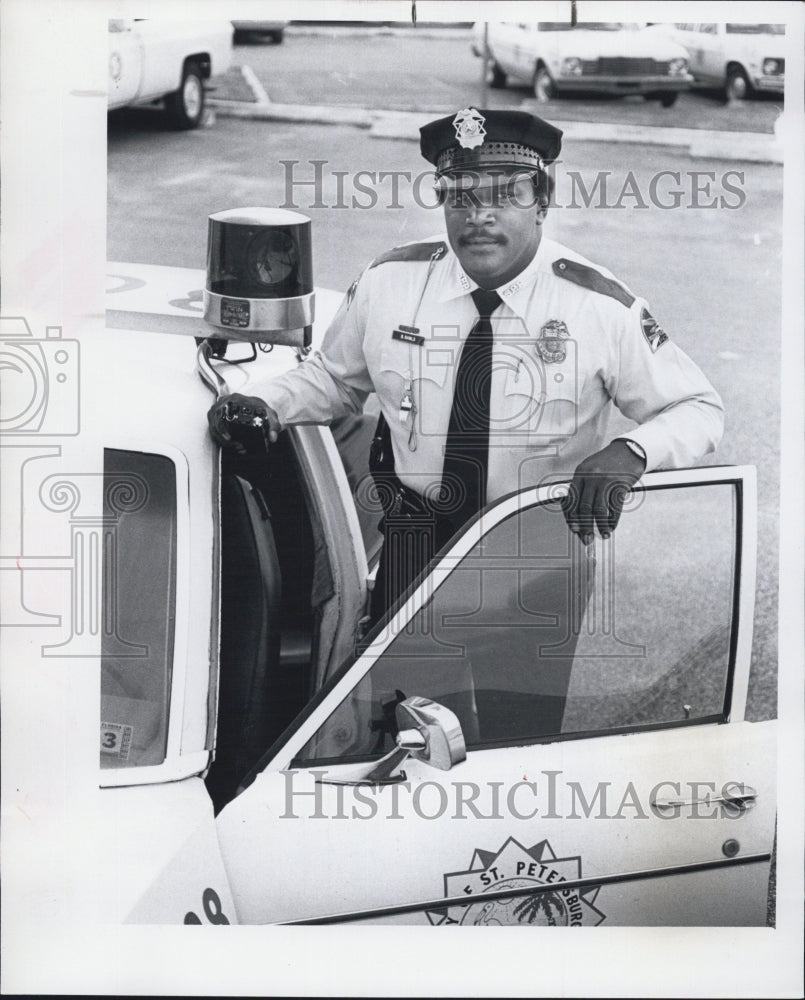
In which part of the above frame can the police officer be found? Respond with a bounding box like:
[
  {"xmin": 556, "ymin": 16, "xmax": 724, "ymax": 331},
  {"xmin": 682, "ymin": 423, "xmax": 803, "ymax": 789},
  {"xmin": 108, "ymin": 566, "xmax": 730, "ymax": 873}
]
[{"xmin": 208, "ymin": 108, "xmax": 724, "ymax": 621}]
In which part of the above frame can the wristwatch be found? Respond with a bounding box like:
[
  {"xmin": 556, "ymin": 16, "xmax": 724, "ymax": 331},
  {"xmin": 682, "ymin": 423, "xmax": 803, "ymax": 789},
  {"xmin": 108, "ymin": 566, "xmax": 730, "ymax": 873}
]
[{"xmin": 621, "ymin": 438, "xmax": 647, "ymax": 464}]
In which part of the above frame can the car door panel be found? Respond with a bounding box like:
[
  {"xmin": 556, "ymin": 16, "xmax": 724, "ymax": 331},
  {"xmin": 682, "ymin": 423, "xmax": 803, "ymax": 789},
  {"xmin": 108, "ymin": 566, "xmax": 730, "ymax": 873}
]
[
  {"xmin": 218, "ymin": 718, "xmax": 773, "ymax": 926},
  {"xmin": 697, "ymin": 24, "xmax": 723, "ymax": 83},
  {"xmin": 105, "ymin": 778, "xmax": 239, "ymax": 925},
  {"xmin": 498, "ymin": 23, "xmax": 526, "ymax": 78},
  {"xmin": 216, "ymin": 466, "xmax": 774, "ymax": 925},
  {"xmin": 108, "ymin": 20, "xmax": 143, "ymax": 109}
]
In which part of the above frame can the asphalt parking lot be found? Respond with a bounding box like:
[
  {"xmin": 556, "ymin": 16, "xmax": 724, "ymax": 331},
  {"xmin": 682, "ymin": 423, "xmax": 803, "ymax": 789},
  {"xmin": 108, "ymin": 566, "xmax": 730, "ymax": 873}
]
[{"xmin": 221, "ymin": 25, "xmax": 782, "ymax": 133}]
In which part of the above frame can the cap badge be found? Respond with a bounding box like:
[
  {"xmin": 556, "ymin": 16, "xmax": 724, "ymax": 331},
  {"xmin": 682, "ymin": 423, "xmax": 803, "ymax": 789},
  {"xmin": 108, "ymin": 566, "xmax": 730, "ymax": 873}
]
[
  {"xmin": 452, "ymin": 108, "xmax": 486, "ymax": 149},
  {"xmin": 536, "ymin": 319, "xmax": 570, "ymax": 364}
]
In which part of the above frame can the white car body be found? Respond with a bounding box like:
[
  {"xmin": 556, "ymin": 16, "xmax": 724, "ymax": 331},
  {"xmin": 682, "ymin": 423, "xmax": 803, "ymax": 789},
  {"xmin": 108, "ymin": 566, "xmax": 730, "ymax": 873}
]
[
  {"xmin": 475, "ymin": 21, "xmax": 693, "ymax": 101},
  {"xmin": 107, "ymin": 18, "xmax": 233, "ymax": 121},
  {"xmin": 653, "ymin": 23, "xmax": 785, "ymax": 97},
  {"xmin": 1, "ymin": 260, "xmax": 776, "ymax": 928}
]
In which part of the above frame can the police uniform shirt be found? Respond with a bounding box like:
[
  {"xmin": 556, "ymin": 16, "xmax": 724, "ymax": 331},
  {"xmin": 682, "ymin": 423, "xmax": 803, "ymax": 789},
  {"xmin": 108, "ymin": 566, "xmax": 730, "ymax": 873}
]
[{"xmin": 250, "ymin": 234, "xmax": 724, "ymax": 503}]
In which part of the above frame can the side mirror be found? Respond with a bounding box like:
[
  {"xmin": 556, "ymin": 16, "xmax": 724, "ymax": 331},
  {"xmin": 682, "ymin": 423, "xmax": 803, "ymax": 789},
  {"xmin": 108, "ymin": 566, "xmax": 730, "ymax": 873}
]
[
  {"xmin": 318, "ymin": 696, "xmax": 466, "ymax": 786},
  {"xmin": 395, "ymin": 695, "xmax": 466, "ymax": 771}
]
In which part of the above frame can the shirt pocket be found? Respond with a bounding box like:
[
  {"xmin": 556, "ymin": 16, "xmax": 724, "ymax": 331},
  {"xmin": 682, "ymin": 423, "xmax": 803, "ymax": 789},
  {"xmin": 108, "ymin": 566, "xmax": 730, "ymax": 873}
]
[{"xmin": 502, "ymin": 346, "xmax": 579, "ymax": 449}]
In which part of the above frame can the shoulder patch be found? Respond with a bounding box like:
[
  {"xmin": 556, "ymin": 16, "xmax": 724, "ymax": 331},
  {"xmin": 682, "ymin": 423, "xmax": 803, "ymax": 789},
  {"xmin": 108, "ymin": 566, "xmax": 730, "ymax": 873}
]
[
  {"xmin": 369, "ymin": 241, "xmax": 448, "ymax": 269},
  {"xmin": 552, "ymin": 258, "xmax": 635, "ymax": 308}
]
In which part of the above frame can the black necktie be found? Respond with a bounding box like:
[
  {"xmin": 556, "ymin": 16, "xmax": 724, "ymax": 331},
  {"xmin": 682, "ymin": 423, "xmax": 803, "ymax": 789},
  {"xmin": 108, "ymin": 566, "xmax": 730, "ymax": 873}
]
[{"xmin": 441, "ymin": 288, "xmax": 503, "ymax": 527}]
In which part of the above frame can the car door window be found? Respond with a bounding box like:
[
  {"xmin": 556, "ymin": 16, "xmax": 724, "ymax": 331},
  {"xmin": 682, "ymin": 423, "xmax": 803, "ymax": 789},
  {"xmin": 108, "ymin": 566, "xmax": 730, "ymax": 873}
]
[
  {"xmin": 296, "ymin": 475, "xmax": 745, "ymax": 766},
  {"xmin": 100, "ymin": 448, "xmax": 177, "ymax": 768}
]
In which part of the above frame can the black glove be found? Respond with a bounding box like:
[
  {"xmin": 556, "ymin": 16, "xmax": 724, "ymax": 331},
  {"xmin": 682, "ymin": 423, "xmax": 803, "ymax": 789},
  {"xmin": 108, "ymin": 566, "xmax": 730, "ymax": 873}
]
[
  {"xmin": 207, "ymin": 393, "xmax": 280, "ymax": 455},
  {"xmin": 564, "ymin": 439, "xmax": 646, "ymax": 544}
]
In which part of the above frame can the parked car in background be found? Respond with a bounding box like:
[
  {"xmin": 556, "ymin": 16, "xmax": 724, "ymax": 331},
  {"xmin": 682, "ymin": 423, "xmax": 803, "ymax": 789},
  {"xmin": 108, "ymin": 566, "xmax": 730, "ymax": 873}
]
[
  {"xmin": 232, "ymin": 20, "xmax": 288, "ymax": 44},
  {"xmin": 473, "ymin": 21, "xmax": 692, "ymax": 107},
  {"xmin": 470, "ymin": 20, "xmax": 486, "ymax": 57},
  {"xmin": 107, "ymin": 18, "xmax": 233, "ymax": 128},
  {"xmin": 648, "ymin": 23, "xmax": 785, "ymax": 101}
]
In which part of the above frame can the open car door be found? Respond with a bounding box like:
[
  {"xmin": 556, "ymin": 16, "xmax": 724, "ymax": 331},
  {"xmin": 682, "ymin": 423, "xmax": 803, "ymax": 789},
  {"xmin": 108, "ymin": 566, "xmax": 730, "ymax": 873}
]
[{"xmin": 215, "ymin": 465, "xmax": 775, "ymax": 926}]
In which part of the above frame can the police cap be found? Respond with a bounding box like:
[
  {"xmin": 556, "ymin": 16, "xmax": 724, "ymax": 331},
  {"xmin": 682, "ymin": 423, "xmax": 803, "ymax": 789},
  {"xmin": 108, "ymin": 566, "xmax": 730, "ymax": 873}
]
[{"xmin": 420, "ymin": 108, "xmax": 563, "ymax": 179}]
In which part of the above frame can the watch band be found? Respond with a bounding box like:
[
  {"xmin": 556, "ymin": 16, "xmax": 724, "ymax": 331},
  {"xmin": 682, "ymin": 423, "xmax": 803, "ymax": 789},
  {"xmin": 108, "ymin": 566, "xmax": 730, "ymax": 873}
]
[{"xmin": 621, "ymin": 438, "xmax": 647, "ymax": 464}]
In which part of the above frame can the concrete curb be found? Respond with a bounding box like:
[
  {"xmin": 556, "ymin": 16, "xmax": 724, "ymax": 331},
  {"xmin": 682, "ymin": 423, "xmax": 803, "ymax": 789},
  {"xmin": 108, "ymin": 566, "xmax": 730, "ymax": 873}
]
[
  {"xmin": 211, "ymin": 98, "xmax": 375, "ymax": 129},
  {"xmin": 365, "ymin": 111, "xmax": 783, "ymax": 164},
  {"xmin": 687, "ymin": 129, "xmax": 784, "ymax": 163},
  {"xmin": 208, "ymin": 68, "xmax": 784, "ymax": 165}
]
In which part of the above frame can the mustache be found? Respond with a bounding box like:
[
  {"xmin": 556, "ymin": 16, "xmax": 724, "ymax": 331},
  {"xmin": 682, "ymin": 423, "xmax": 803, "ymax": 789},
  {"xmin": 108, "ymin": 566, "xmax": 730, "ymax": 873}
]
[{"xmin": 458, "ymin": 233, "xmax": 507, "ymax": 246}]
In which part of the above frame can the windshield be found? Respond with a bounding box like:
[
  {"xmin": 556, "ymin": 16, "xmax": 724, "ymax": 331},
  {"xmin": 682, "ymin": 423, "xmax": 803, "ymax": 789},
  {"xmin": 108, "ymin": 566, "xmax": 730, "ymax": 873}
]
[
  {"xmin": 537, "ymin": 22, "xmax": 638, "ymax": 32},
  {"xmin": 726, "ymin": 23, "xmax": 785, "ymax": 35}
]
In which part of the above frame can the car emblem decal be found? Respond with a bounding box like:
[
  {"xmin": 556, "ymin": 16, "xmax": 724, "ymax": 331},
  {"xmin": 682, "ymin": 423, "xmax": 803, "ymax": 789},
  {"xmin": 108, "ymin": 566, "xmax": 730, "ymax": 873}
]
[
  {"xmin": 427, "ymin": 838, "xmax": 606, "ymax": 926},
  {"xmin": 640, "ymin": 308, "xmax": 669, "ymax": 353},
  {"xmin": 453, "ymin": 107, "xmax": 486, "ymax": 149},
  {"xmin": 535, "ymin": 319, "xmax": 570, "ymax": 364}
]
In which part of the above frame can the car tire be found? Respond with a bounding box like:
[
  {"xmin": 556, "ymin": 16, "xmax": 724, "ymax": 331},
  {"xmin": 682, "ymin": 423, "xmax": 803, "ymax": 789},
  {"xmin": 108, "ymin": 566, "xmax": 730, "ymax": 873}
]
[
  {"xmin": 486, "ymin": 59, "xmax": 507, "ymax": 89},
  {"xmin": 165, "ymin": 62, "xmax": 205, "ymax": 129},
  {"xmin": 533, "ymin": 65, "xmax": 555, "ymax": 103},
  {"xmin": 658, "ymin": 91, "xmax": 678, "ymax": 108},
  {"xmin": 725, "ymin": 66, "xmax": 751, "ymax": 103}
]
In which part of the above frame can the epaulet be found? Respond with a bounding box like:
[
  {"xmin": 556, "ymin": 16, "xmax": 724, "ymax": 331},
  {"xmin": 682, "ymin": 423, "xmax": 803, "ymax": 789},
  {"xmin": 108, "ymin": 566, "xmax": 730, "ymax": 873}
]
[
  {"xmin": 552, "ymin": 258, "xmax": 635, "ymax": 308},
  {"xmin": 369, "ymin": 240, "xmax": 448, "ymax": 269}
]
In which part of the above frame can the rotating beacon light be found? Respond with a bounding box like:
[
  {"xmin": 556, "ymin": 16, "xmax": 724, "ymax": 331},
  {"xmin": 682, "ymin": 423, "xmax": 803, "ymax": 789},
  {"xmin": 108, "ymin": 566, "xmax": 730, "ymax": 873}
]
[{"xmin": 203, "ymin": 207, "xmax": 314, "ymax": 349}]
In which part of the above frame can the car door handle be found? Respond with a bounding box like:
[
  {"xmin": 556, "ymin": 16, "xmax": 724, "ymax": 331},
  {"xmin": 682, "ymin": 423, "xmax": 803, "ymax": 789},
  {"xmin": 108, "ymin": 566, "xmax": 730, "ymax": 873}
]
[{"xmin": 651, "ymin": 783, "xmax": 757, "ymax": 816}]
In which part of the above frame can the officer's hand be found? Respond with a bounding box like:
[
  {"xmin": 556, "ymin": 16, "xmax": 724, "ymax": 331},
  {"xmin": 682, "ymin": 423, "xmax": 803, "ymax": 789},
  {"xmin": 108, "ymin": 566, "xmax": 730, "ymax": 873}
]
[
  {"xmin": 564, "ymin": 440, "xmax": 646, "ymax": 545},
  {"xmin": 207, "ymin": 393, "xmax": 281, "ymax": 455}
]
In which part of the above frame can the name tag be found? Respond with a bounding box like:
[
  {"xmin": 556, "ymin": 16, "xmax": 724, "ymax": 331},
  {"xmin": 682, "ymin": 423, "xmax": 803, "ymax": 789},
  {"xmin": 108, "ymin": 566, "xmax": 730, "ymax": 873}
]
[{"xmin": 392, "ymin": 328, "xmax": 424, "ymax": 346}]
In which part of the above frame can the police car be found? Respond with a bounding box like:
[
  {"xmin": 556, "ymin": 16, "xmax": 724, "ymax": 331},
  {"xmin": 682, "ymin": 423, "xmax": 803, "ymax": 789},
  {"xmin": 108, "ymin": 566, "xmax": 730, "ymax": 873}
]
[{"xmin": 3, "ymin": 213, "xmax": 775, "ymax": 927}]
